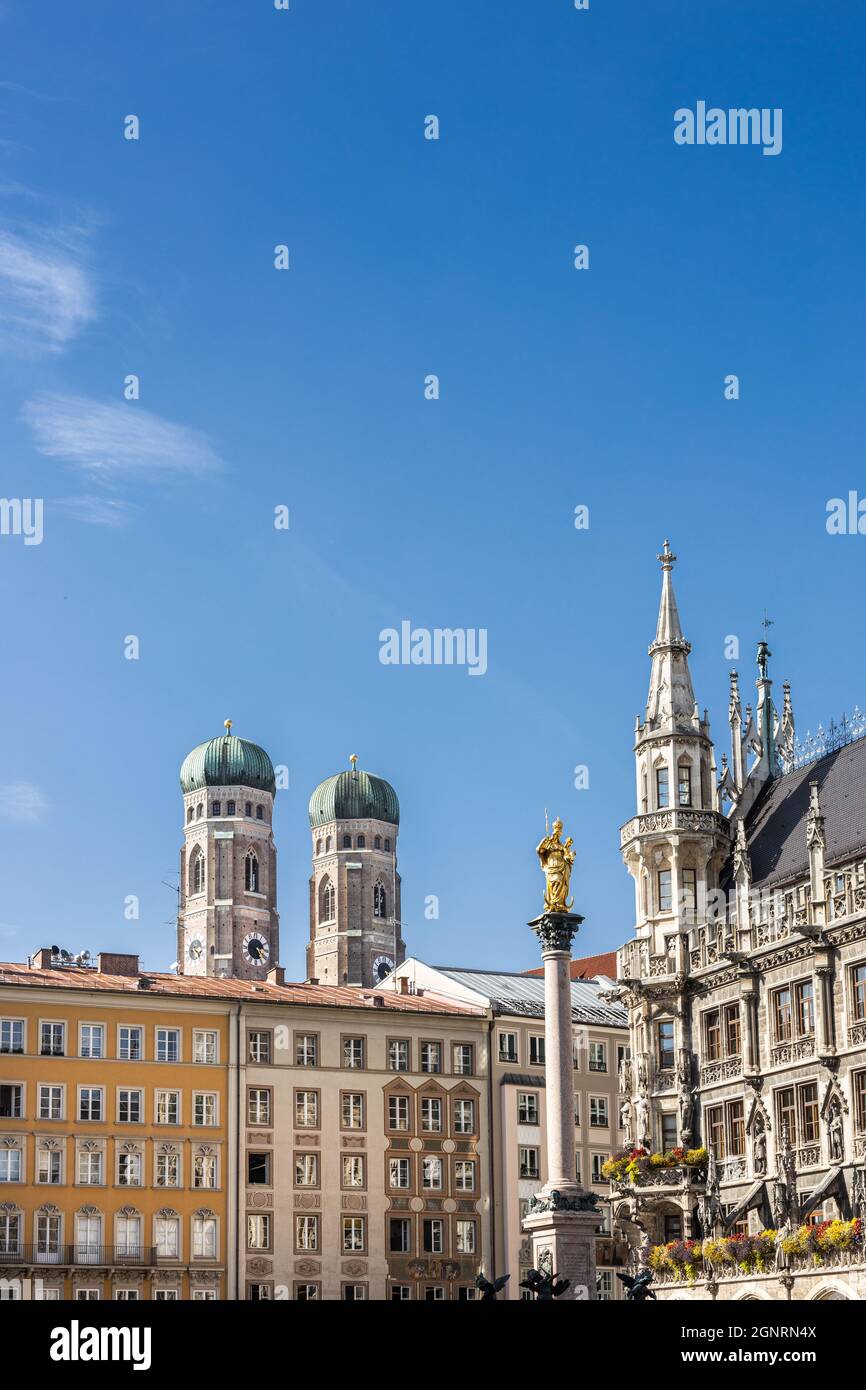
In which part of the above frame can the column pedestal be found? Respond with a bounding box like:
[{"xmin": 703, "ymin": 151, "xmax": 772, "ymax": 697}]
[{"xmin": 523, "ymin": 1200, "xmax": 601, "ymax": 1301}]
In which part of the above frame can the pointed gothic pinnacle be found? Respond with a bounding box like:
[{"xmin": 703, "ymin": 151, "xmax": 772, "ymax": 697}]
[{"xmin": 657, "ymin": 538, "xmax": 676, "ymax": 570}]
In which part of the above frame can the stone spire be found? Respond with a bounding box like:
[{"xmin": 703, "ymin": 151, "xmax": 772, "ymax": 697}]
[{"xmin": 644, "ymin": 540, "xmax": 698, "ymax": 731}]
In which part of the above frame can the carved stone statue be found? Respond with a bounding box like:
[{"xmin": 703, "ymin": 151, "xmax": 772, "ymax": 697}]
[
  {"xmin": 620, "ymin": 1095, "xmax": 634, "ymax": 1145},
  {"xmin": 635, "ymin": 1084, "xmax": 650, "ymax": 1150},
  {"xmin": 752, "ymin": 1121, "xmax": 767, "ymax": 1177},
  {"xmin": 828, "ymin": 1100, "xmax": 844, "ymax": 1164},
  {"xmin": 536, "ymin": 818, "xmax": 576, "ymax": 913},
  {"xmin": 771, "ymin": 1179, "xmax": 788, "ymax": 1232},
  {"xmin": 678, "ymin": 1080, "xmax": 694, "ymax": 1143},
  {"xmin": 618, "ymin": 1054, "xmax": 633, "ymax": 1098}
]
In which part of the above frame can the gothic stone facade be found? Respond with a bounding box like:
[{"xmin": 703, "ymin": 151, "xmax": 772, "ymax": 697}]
[{"xmin": 612, "ymin": 542, "xmax": 866, "ymax": 1300}]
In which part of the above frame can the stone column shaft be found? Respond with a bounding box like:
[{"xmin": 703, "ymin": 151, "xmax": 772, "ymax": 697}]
[{"xmin": 543, "ymin": 947, "xmax": 576, "ymax": 1189}]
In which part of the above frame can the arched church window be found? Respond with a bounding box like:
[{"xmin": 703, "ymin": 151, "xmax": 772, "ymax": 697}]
[
  {"xmin": 316, "ymin": 839, "xmax": 322, "ymax": 856},
  {"xmin": 319, "ymin": 877, "xmax": 336, "ymax": 923},
  {"xmin": 384, "ymin": 838, "xmax": 391, "ymax": 852},
  {"xmin": 187, "ymin": 806, "xmax": 194, "ymax": 823},
  {"xmin": 245, "ymin": 850, "xmax": 259, "ymax": 893},
  {"xmin": 190, "ymin": 848, "xmax": 205, "ymax": 896},
  {"xmin": 677, "ymin": 762, "xmax": 692, "ymax": 807},
  {"xmin": 374, "ymin": 835, "xmax": 381, "ymax": 850},
  {"xmin": 245, "ymin": 802, "xmax": 252, "ymax": 817},
  {"xmin": 342, "ymin": 834, "xmax": 351, "ymax": 849},
  {"xmin": 256, "ymin": 805, "xmax": 263, "ymax": 820},
  {"xmin": 211, "ymin": 801, "xmax": 221, "ymax": 817},
  {"xmin": 196, "ymin": 804, "xmax": 203, "ymax": 820},
  {"xmin": 325, "ymin": 836, "xmax": 332, "ymax": 852},
  {"xmin": 373, "ymin": 881, "xmax": 386, "ymax": 919},
  {"xmin": 357, "ymin": 835, "xmax": 365, "ymax": 849},
  {"xmin": 227, "ymin": 800, "xmax": 236, "ymax": 816}
]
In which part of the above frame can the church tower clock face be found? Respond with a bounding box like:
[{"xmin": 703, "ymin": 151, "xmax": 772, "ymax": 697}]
[
  {"xmin": 242, "ymin": 931, "xmax": 270, "ymax": 965},
  {"xmin": 188, "ymin": 937, "xmax": 204, "ymax": 962},
  {"xmin": 372, "ymin": 954, "xmax": 395, "ymax": 982}
]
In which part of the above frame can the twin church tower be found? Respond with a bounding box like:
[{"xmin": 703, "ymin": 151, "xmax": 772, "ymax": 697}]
[{"xmin": 176, "ymin": 725, "xmax": 405, "ymax": 987}]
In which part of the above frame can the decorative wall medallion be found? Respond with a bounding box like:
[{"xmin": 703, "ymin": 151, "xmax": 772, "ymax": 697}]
[
  {"xmin": 442, "ymin": 1138, "xmax": 456, "ymax": 1153},
  {"xmin": 247, "ymin": 1191, "xmax": 273, "ymax": 1208},
  {"xmin": 342, "ymin": 1136, "xmax": 365, "ymax": 1148},
  {"xmin": 342, "ymin": 1261, "xmax": 367, "ymax": 1277},
  {"xmin": 294, "ymin": 1133, "xmax": 320, "ymax": 1147},
  {"xmin": 341, "ymin": 1195, "xmax": 366, "ymax": 1211},
  {"xmin": 409, "ymin": 1137, "xmax": 423, "ymax": 1152},
  {"xmin": 246, "ymin": 1258, "xmax": 273, "ymax": 1276},
  {"xmin": 247, "ymin": 1131, "xmax": 273, "ymax": 1146},
  {"xmin": 409, "ymin": 1196, "xmax": 424, "ymax": 1213},
  {"xmin": 294, "ymin": 1260, "xmax": 321, "ymax": 1276},
  {"xmin": 294, "ymin": 1194, "xmax": 321, "ymax": 1209}
]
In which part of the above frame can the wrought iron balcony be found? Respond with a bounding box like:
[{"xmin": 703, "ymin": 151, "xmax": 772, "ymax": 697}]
[{"xmin": 0, "ymin": 1244, "xmax": 157, "ymax": 1267}]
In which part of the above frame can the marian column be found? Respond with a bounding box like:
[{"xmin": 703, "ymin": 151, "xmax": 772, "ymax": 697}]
[{"xmin": 522, "ymin": 818, "xmax": 601, "ymax": 1300}]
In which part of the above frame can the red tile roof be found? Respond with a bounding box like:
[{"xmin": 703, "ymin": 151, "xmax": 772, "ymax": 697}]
[
  {"xmin": 0, "ymin": 962, "xmax": 483, "ymax": 1015},
  {"xmin": 523, "ymin": 950, "xmax": 618, "ymax": 982}
]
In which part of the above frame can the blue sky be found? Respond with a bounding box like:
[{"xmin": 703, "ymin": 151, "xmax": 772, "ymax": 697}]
[{"xmin": 1, "ymin": 0, "xmax": 865, "ymax": 977}]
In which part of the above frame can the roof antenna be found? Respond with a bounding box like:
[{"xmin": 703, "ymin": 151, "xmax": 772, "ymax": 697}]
[{"xmin": 544, "ymin": 807, "xmax": 549, "ymax": 834}]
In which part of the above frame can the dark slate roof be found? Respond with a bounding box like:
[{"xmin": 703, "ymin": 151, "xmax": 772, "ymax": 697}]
[
  {"xmin": 501, "ymin": 1073, "xmax": 547, "ymax": 1088},
  {"xmin": 743, "ymin": 735, "xmax": 866, "ymax": 891},
  {"xmin": 432, "ymin": 966, "xmax": 628, "ymax": 1028}
]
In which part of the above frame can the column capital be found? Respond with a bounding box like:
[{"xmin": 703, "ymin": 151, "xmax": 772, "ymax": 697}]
[{"xmin": 528, "ymin": 911, "xmax": 584, "ymax": 955}]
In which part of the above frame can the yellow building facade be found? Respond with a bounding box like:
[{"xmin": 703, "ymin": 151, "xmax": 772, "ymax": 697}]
[{"xmin": 0, "ymin": 951, "xmax": 234, "ymax": 1301}]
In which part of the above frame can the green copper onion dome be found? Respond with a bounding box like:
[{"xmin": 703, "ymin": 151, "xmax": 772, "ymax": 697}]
[
  {"xmin": 308, "ymin": 757, "xmax": 399, "ymax": 828},
  {"xmin": 180, "ymin": 720, "xmax": 276, "ymax": 795}
]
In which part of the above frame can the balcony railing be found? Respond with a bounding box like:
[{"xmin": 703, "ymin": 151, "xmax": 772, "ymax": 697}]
[
  {"xmin": 0, "ymin": 1245, "xmax": 157, "ymax": 1267},
  {"xmin": 620, "ymin": 808, "xmax": 729, "ymax": 848}
]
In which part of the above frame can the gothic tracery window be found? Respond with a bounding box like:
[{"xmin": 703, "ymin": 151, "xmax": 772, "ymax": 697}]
[
  {"xmin": 373, "ymin": 881, "xmax": 386, "ymax": 919},
  {"xmin": 319, "ymin": 876, "xmax": 336, "ymax": 923},
  {"xmin": 245, "ymin": 850, "xmax": 260, "ymax": 893},
  {"xmin": 190, "ymin": 848, "xmax": 205, "ymax": 896}
]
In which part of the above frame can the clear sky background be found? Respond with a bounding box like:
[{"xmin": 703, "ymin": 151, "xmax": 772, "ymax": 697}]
[{"xmin": 1, "ymin": 0, "xmax": 865, "ymax": 977}]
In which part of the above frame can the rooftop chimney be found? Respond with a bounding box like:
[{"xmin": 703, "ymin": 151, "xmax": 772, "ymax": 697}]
[
  {"xmin": 267, "ymin": 966, "xmax": 285, "ymax": 986},
  {"xmin": 31, "ymin": 948, "xmax": 54, "ymax": 970},
  {"xmin": 97, "ymin": 952, "xmax": 140, "ymax": 977}
]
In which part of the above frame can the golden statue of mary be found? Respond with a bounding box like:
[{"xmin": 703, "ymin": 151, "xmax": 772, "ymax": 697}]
[{"xmin": 536, "ymin": 818, "xmax": 576, "ymax": 913}]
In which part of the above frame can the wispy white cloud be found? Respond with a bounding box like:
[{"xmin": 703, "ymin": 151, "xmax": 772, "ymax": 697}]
[
  {"xmin": 52, "ymin": 494, "xmax": 132, "ymax": 528},
  {"xmin": 23, "ymin": 393, "xmax": 224, "ymax": 479},
  {"xmin": 0, "ymin": 227, "xmax": 96, "ymax": 352},
  {"xmin": 0, "ymin": 781, "xmax": 48, "ymax": 823}
]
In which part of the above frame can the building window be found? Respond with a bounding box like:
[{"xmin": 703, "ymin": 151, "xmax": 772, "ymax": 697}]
[
  {"xmin": 422, "ymin": 1219, "xmax": 445, "ymax": 1254},
  {"xmin": 248, "ymin": 1152, "xmax": 271, "ymax": 1186},
  {"xmin": 343, "ymin": 1036, "xmax": 365, "ymax": 1069},
  {"xmin": 40, "ymin": 1022, "xmax": 65, "ymax": 1056},
  {"xmin": 193, "ymin": 1154, "xmax": 217, "ymax": 1188},
  {"xmin": 295, "ymin": 1090, "xmax": 318, "ymax": 1127},
  {"xmin": 294, "ymin": 1153, "xmax": 319, "ymax": 1187},
  {"xmin": 852, "ymin": 964, "xmax": 866, "ymax": 1021},
  {"xmin": 0, "ymin": 1150, "xmax": 21, "ymax": 1182},
  {"xmin": 454, "ymin": 1098, "xmax": 475, "ymax": 1134},
  {"xmin": 247, "ymin": 1034, "xmax": 271, "ymax": 1061},
  {"xmin": 498, "ymin": 1031, "xmax": 518, "ymax": 1063},
  {"xmin": 248, "ymin": 1088, "xmax": 272, "ymax": 1126},
  {"xmin": 211, "ymin": 801, "xmax": 221, "ymax": 817},
  {"xmin": 342, "ymin": 834, "xmax": 351, "ymax": 849},
  {"xmin": 660, "ymin": 1113, "xmax": 678, "ymax": 1149},
  {"xmin": 247, "ymin": 1214, "xmax": 271, "ymax": 1251},
  {"xmin": 384, "ymin": 837, "xmax": 391, "ymax": 851},
  {"xmin": 193, "ymin": 1093, "xmax": 217, "ymax": 1126},
  {"xmin": 705, "ymin": 1098, "xmax": 746, "ymax": 1158},
  {"xmin": 294, "ymin": 1283, "xmax": 319, "ymax": 1301},
  {"xmin": 80, "ymin": 1024, "xmax": 104, "ymax": 1059},
  {"xmin": 388, "ymin": 1094, "xmax": 410, "ymax": 1131},
  {"xmin": 706, "ymin": 1103, "xmax": 726, "ymax": 1158},
  {"xmin": 656, "ymin": 765, "xmax": 670, "ymax": 809},
  {"xmin": 0, "ymin": 1085, "xmax": 22, "ymax": 1118},
  {"xmin": 799, "ymin": 1082, "xmax": 819, "ymax": 1144},
  {"xmin": 295, "ymin": 1216, "xmax": 318, "ymax": 1252},
  {"xmin": 342, "ymin": 1155, "xmax": 365, "ymax": 1188},
  {"xmin": 373, "ymin": 881, "xmax": 387, "ymax": 918},
  {"xmin": 729, "ymin": 1099, "xmax": 746, "ymax": 1156},
  {"xmin": 342, "ymin": 1217, "xmax": 365, "ymax": 1253},
  {"xmin": 193, "ymin": 1216, "xmax": 217, "ymax": 1260},
  {"xmin": 248, "ymin": 1283, "xmax": 272, "ymax": 1300},
  {"xmin": 678, "ymin": 763, "xmax": 692, "ymax": 807},
  {"xmin": 421, "ymin": 1097, "xmax": 443, "ymax": 1133},
  {"xmin": 680, "ymin": 867, "xmax": 696, "ymax": 918},
  {"xmin": 247, "ymin": 803, "xmax": 254, "ymax": 818},
  {"xmin": 118, "ymin": 1026, "xmax": 142, "ymax": 1061},
  {"xmin": 392, "ymin": 1285, "xmax": 412, "ymax": 1300},
  {"xmin": 79, "ymin": 1087, "xmax": 103, "ymax": 1121},
  {"xmin": 529, "ymin": 1035, "xmax": 545, "ymax": 1066},
  {"xmin": 591, "ymin": 1153, "xmax": 605, "ymax": 1184},
  {"xmin": 0, "ymin": 1212, "xmax": 20, "ymax": 1254},
  {"xmin": 118, "ymin": 1151, "xmax": 142, "ymax": 1186},
  {"xmin": 854, "ymin": 1072, "xmax": 866, "ymax": 1133},
  {"xmin": 190, "ymin": 848, "xmax": 205, "ymax": 896},
  {"xmin": 356, "ymin": 834, "xmax": 365, "ymax": 849},
  {"xmin": 517, "ymin": 1092, "xmax": 539, "ymax": 1125},
  {"xmin": 39, "ymin": 1085, "xmax": 63, "ymax": 1121},
  {"xmin": 254, "ymin": 805, "xmax": 263, "ymax": 820},
  {"xmin": 389, "ymin": 1218, "xmax": 411, "ymax": 1253},
  {"xmin": 657, "ymin": 869, "xmax": 672, "ymax": 913},
  {"xmin": 704, "ymin": 1009, "xmax": 721, "ymax": 1061},
  {"xmin": 244, "ymin": 851, "xmax": 259, "ymax": 893},
  {"xmin": 118, "ymin": 1089, "xmax": 142, "ymax": 1124},
  {"xmin": 455, "ymin": 1159, "xmax": 476, "ymax": 1192},
  {"xmin": 155, "ymin": 1090, "xmax": 180, "ymax": 1125},
  {"xmin": 78, "ymin": 1149, "xmax": 103, "ymax": 1185},
  {"xmin": 589, "ymin": 1096, "xmax": 609, "ymax": 1127},
  {"xmin": 574, "ymin": 1094, "xmax": 580, "ymax": 1127},
  {"xmin": 374, "ymin": 835, "xmax": 381, "ymax": 850},
  {"xmin": 724, "ymin": 1004, "xmax": 741, "ymax": 1057},
  {"xmin": 420, "ymin": 1042, "xmax": 442, "ymax": 1074},
  {"xmin": 456, "ymin": 1220, "xmax": 476, "ymax": 1255},
  {"xmin": 0, "ymin": 1020, "xmax": 23, "ymax": 1054},
  {"xmin": 422, "ymin": 1156, "xmax": 443, "ymax": 1190},
  {"xmin": 155, "ymin": 1152, "xmax": 179, "ymax": 1187},
  {"xmin": 519, "ymin": 1146, "xmax": 539, "ymax": 1179},
  {"xmin": 656, "ymin": 1019, "xmax": 675, "ymax": 1070},
  {"xmin": 154, "ymin": 1217, "xmax": 180, "ymax": 1261},
  {"xmin": 319, "ymin": 877, "xmax": 336, "ymax": 923},
  {"xmin": 343, "ymin": 1283, "xmax": 367, "ymax": 1301},
  {"xmin": 153, "ymin": 1289, "xmax": 178, "ymax": 1301},
  {"xmin": 589, "ymin": 1041, "xmax": 607, "ymax": 1072},
  {"xmin": 453, "ymin": 1043, "xmax": 474, "ymax": 1075},
  {"xmin": 663, "ymin": 1213, "xmax": 683, "ymax": 1242},
  {"xmin": 36, "ymin": 1213, "xmax": 61, "ymax": 1258},
  {"xmin": 388, "ymin": 1039, "xmax": 410, "ymax": 1072},
  {"xmin": 116, "ymin": 1214, "xmax": 142, "ymax": 1257},
  {"xmin": 226, "ymin": 800, "xmax": 236, "ymax": 816},
  {"xmin": 37, "ymin": 1148, "xmax": 61, "ymax": 1184},
  {"xmin": 155, "ymin": 1028, "xmax": 180, "ymax": 1063},
  {"xmin": 193, "ymin": 1029, "xmax": 218, "ymax": 1064},
  {"xmin": 389, "ymin": 1157, "xmax": 411, "ymax": 1189},
  {"xmin": 797, "ymin": 980, "xmax": 815, "ymax": 1035},
  {"xmin": 295, "ymin": 1033, "xmax": 318, "ymax": 1066},
  {"xmin": 341, "ymin": 1092, "xmax": 364, "ymax": 1130}
]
